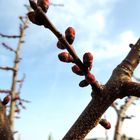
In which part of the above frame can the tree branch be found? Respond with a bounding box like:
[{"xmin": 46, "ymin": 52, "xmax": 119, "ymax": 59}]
[
  {"xmin": 1, "ymin": 43, "xmax": 16, "ymax": 53},
  {"xmin": 0, "ymin": 33, "xmax": 21, "ymax": 39},
  {"xmin": 0, "ymin": 66, "xmax": 16, "ymax": 71},
  {"xmin": 28, "ymin": 1, "xmax": 140, "ymax": 139},
  {"xmin": 121, "ymin": 81, "xmax": 140, "ymax": 97}
]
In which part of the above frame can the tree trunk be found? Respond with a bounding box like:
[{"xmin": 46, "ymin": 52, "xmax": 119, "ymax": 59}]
[{"xmin": 0, "ymin": 102, "xmax": 14, "ymax": 140}]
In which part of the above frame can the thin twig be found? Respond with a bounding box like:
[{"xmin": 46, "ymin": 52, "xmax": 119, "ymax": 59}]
[
  {"xmin": 1, "ymin": 42, "xmax": 16, "ymax": 53},
  {"xmin": 0, "ymin": 33, "xmax": 21, "ymax": 38}
]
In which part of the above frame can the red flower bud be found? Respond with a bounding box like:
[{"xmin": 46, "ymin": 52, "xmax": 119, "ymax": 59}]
[
  {"xmin": 58, "ymin": 52, "xmax": 74, "ymax": 63},
  {"xmin": 27, "ymin": 10, "xmax": 45, "ymax": 26},
  {"xmin": 15, "ymin": 109, "xmax": 20, "ymax": 113},
  {"xmin": 28, "ymin": 11, "xmax": 36, "ymax": 24},
  {"xmin": 57, "ymin": 41, "xmax": 65, "ymax": 50},
  {"xmin": 99, "ymin": 119, "xmax": 111, "ymax": 129},
  {"xmin": 83, "ymin": 52, "xmax": 93, "ymax": 68},
  {"xmin": 65, "ymin": 27, "xmax": 75, "ymax": 44},
  {"xmin": 72, "ymin": 65, "xmax": 84, "ymax": 76},
  {"xmin": 13, "ymin": 96, "xmax": 20, "ymax": 101},
  {"xmin": 37, "ymin": 0, "xmax": 50, "ymax": 13},
  {"xmin": 2, "ymin": 96, "xmax": 10, "ymax": 105},
  {"xmin": 79, "ymin": 79, "xmax": 89, "ymax": 87},
  {"xmin": 85, "ymin": 72, "xmax": 95, "ymax": 84}
]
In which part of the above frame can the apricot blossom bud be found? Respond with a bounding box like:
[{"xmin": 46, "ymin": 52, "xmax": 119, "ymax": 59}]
[
  {"xmin": 85, "ymin": 72, "xmax": 95, "ymax": 84},
  {"xmin": 2, "ymin": 95, "xmax": 10, "ymax": 105},
  {"xmin": 27, "ymin": 11, "xmax": 44, "ymax": 25},
  {"xmin": 65, "ymin": 27, "xmax": 75, "ymax": 44},
  {"xmin": 58, "ymin": 52, "xmax": 74, "ymax": 63},
  {"xmin": 57, "ymin": 41, "xmax": 65, "ymax": 50},
  {"xmin": 72, "ymin": 65, "xmax": 84, "ymax": 76},
  {"xmin": 15, "ymin": 109, "xmax": 20, "ymax": 113},
  {"xmin": 99, "ymin": 119, "xmax": 111, "ymax": 129},
  {"xmin": 83, "ymin": 52, "xmax": 93, "ymax": 68},
  {"xmin": 37, "ymin": 0, "xmax": 50, "ymax": 13},
  {"xmin": 13, "ymin": 96, "xmax": 20, "ymax": 101},
  {"xmin": 79, "ymin": 79, "xmax": 89, "ymax": 87}
]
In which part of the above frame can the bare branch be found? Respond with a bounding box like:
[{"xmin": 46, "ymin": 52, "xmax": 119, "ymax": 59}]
[
  {"xmin": 17, "ymin": 74, "xmax": 26, "ymax": 94},
  {"xmin": 112, "ymin": 102, "xmax": 119, "ymax": 114},
  {"xmin": 0, "ymin": 66, "xmax": 16, "ymax": 71},
  {"xmin": 1, "ymin": 43, "xmax": 16, "ymax": 53},
  {"xmin": 0, "ymin": 33, "xmax": 21, "ymax": 38},
  {"xmin": 0, "ymin": 89, "xmax": 11, "ymax": 94}
]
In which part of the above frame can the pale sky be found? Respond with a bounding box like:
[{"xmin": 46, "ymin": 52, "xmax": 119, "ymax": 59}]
[{"xmin": 0, "ymin": 0, "xmax": 140, "ymax": 140}]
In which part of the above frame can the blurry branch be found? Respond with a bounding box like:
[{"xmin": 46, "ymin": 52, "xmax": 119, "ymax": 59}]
[
  {"xmin": 1, "ymin": 43, "xmax": 16, "ymax": 53},
  {"xmin": 0, "ymin": 5, "xmax": 31, "ymax": 134},
  {"xmin": 0, "ymin": 89, "xmax": 11, "ymax": 94},
  {"xmin": 8, "ymin": 13, "xmax": 30, "ymax": 131},
  {"xmin": 49, "ymin": 2, "xmax": 64, "ymax": 7},
  {"xmin": 0, "ymin": 66, "xmax": 15, "ymax": 71},
  {"xmin": 112, "ymin": 96, "xmax": 138, "ymax": 140},
  {"xmin": 17, "ymin": 74, "xmax": 26, "ymax": 94},
  {"xmin": 0, "ymin": 33, "xmax": 21, "ymax": 39}
]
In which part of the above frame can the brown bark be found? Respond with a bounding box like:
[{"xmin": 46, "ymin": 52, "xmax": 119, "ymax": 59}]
[
  {"xmin": 28, "ymin": 1, "xmax": 140, "ymax": 139},
  {"xmin": 0, "ymin": 102, "xmax": 14, "ymax": 140}
]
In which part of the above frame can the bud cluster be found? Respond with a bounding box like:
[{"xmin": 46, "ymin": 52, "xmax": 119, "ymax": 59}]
[
  {"xmin": 28, "ymin": 0, "xmax": 50, "ymax": 26},
  {"xmin": 27, "ymin": 0, "xmax": 96, "ymax": 88},
  {"xmin": 57, "ymin": 26, "xmax": 95, "ymax": 88},
  {"xmin": 57, "ymin": 27, "xmax": 75, "ymax": 63}
]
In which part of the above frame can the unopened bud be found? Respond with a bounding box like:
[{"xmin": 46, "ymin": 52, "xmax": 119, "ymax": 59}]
[
  {"xmin": 99, "ymin": 119, "xmax": 111, "ymax": 129},
  {"xmin": 15, "ymin": 109, "xmax": 20, "ymax": 113},
  {"xmin": 72, "ymin": 65, "xmax": 84, "ymax": 76},
  {"xmin": 57, "ymin": 41, "xmax": 65, "ymax": 50},
  {"xmin": 83, "ymin": 52, "xmax": 93, "ymax": 68},
  {"xmin": 37, "ymin": 0, "xmax": 50, "ymax": 13},
  {"xmin": 2, "ymin": 96, "xmax": 10, "ymax": 105},
  {"xmin": 58, "ymin": 52, "xmax": 74, "ymax": 63},
  {"xmin": 65, "ymin": 27, "xmax": 75, "ymax": 44},
  {"xmin": 27, "ymin": 9, "xmax": 45, "ymax": 26},
  {"xmin": 85, "ymin": 72, "xmax": 95, "ymax": 84},
  {"xmin": 79, "ymin": 79, "xmax": 89, "ymax": 87}
]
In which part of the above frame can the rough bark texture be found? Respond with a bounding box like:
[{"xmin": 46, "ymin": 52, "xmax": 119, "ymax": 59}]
[
  {"xmin": 0, "ymin": 102, "xmax": 14, "ymax": 140},
  {"xmin": 28, "ymin": 1, "xmax": 140, "ymax": 139}
]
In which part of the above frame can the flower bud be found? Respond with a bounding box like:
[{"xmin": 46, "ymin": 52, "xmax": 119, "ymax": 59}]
[
  {"xmin": 72, "ymin": 65, "xmax": 84, "ymax": 76},
  {"xmin": 58, "ymin": 52, "xmax": 74, "ymax": 63},
  {"xmin": 99, "ymin": 119, "xmax": 111, "ymax": 129},
  {"xmin": 13, "ymin": 96, "xmax": 20, "ymax": 101},
  {"xmin": 79, "ymin": 79, "xmax": 89, "ymax": 87},
  {"xmin": 65, "ymin": 27, "xmax": 75, "ymax": 44},
  {"xmin": 83, "ymin": 52, "xmax": 93, "ymax": 68},
  {"xmin": 15, "ymin": 109, "xmax": 20, "ymax": 113},
  {"xmin": 85, "ymin": 72, "xmax": 95, "ymax": 84},
  {"xmin": 27, "ymin": 11, "xmax": 44, "ymax": 25},
  {"xmin": 37, "ymin": 0, "xmax": 49, "ymax": 13},
  {"xmin": 2, "ymin": 96, "xmax": 10, "ymax": 105},
  {"xmin": 57, "ymin": 41, "xmax": 65, "ymax": 50}
]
